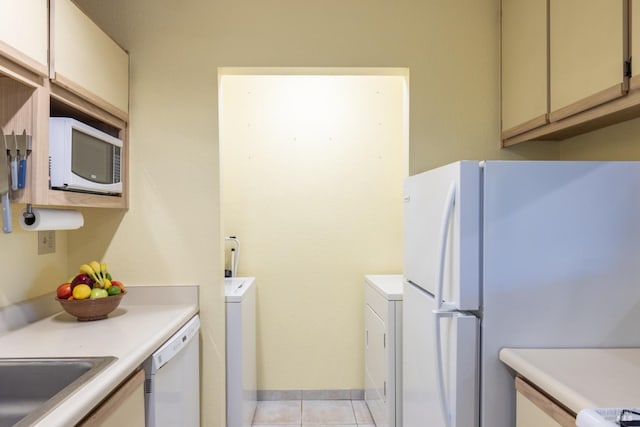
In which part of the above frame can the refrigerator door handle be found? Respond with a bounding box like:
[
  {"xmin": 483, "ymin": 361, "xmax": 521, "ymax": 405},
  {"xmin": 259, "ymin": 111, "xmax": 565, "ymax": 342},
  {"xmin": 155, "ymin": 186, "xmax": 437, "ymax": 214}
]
[
  {"xmin": 436, "ymin": 182, "xmax": 456, "ymax": 311},
  {"xmin": 433, "ymin": 309, "xmax": 455, "ymax": 427}
]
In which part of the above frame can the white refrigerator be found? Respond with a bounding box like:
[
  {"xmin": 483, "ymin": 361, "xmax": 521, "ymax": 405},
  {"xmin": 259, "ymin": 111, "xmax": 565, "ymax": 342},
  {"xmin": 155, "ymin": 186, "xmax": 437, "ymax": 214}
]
[{"xmin": 402, "ymin": 160, "xmax": 640, "ymax": 427}]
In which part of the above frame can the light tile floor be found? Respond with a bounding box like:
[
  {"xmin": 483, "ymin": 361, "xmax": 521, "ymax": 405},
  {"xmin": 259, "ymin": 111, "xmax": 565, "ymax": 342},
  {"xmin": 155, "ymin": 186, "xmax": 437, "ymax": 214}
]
[{"xmin": 252, "ymin": 399, "xmax": 375, "ymax": 426}]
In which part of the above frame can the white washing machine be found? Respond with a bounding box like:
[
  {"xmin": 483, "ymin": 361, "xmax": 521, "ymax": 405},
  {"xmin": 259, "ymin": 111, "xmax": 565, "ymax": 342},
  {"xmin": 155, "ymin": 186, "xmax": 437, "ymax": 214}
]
[
  {"xmin": 225, "ymin": 277, "xmax": 257, "ymax": 427},
  {"xmin": 364, "ymin": 274, "xmax": 403, "ymax": 427}
]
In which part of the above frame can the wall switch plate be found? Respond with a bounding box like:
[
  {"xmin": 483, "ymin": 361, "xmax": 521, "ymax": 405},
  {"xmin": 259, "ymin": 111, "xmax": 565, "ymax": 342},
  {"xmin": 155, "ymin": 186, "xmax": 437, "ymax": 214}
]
[{"xmin": 38, "ymin": 230, "xmax": 55, "ymax": 255}]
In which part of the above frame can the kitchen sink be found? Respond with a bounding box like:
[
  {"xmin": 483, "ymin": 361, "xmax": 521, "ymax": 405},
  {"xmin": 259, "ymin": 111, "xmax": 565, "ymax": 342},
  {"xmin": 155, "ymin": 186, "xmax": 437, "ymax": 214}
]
[{"xmin": 0, "ymin": 356, "xmax": 117, "ymax": 427}]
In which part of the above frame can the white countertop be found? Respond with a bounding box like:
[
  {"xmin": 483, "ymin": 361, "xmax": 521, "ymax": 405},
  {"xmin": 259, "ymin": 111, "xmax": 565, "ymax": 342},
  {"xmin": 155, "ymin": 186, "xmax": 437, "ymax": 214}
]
[
  {"xmin": 365, "ymin": 274, "xmax": 404, "ymax": 301},
  {"xmin": 0, "ymin": 285, "xmax": 199, "ymax": 427},
  {"xmin": 500, "ymin": 347, "xmax": 640, "ymax": 413}
]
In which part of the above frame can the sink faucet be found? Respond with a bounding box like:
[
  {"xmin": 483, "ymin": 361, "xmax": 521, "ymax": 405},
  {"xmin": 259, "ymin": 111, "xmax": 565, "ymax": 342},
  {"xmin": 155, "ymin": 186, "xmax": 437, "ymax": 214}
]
[{"xmin": 225, "ymin": 236, "xmax": 240, "ymax": 277}]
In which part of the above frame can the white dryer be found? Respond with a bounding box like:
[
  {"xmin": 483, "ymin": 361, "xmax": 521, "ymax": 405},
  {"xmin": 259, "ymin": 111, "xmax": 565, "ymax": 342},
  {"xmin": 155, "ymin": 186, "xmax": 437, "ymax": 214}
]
[{"xmin": 364, "ymin": 274, "xmax": 403, "ymax": 427}]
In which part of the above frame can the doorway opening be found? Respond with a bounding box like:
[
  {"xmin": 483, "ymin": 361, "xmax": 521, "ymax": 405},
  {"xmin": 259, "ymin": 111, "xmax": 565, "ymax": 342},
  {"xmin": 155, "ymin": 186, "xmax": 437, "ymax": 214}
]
[{"xmin": 219, "ymin": 67, "xmax": 409, "ymax": 392}]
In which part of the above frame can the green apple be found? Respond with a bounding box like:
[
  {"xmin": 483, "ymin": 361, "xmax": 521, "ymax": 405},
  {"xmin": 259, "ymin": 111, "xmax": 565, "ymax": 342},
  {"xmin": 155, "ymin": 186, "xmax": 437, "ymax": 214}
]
[{"xmin": 90, "ymin": 288, "xmax": 108, "ymax": 299}]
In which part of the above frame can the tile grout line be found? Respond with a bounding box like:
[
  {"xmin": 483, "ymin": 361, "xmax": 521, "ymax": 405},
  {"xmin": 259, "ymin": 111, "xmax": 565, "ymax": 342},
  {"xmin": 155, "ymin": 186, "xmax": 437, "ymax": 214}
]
[{"xmin": 351, "ymin": 399, "xmax": 358, "ymax": 425}]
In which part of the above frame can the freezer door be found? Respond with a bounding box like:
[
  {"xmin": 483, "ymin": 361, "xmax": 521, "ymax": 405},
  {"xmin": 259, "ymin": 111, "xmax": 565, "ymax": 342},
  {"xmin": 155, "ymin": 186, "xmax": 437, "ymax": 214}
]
[
  {"xmin": 403, "ymin": 161, "xmax": 480, "ymax": 310},
  {"xmin": 403, "ymin": 282, "xmax": 479, "ymax": 427}
]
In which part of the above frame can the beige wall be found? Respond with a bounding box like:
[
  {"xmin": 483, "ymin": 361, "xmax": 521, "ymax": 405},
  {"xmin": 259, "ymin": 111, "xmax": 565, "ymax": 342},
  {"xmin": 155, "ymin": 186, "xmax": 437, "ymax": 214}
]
[
  {"xmin": 0, "ymin": 206, "xmax": 69, "ymax": 307},
  {"xmin": 553, "ymin": 116, "xmax": 640, "ymax": 160},
  {"xmin": 221, "ymin": 73, "xmax": 407, "ymax": 390},
  {"xmin": 70, "ymin": 1, "xmax": 226, "ymax": 427}
]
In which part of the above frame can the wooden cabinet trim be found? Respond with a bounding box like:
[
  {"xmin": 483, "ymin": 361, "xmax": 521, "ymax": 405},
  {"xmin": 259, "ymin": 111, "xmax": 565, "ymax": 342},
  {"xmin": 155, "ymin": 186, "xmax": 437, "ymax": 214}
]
[
  {"xmin": 77, "ymin": 368, "xmax": 145, "ymax": 427},
  {"xmin": 549, "ymin": 82, "xmax": 626, "ymax": 123},
  {"xmin": 503, "ymin": 86, "xmax": 640, "ymax": 146},
  {"xmin": 0, "ymin": 40, "xmax": 48, "ymax": 79},
  {"xmin": 50, "ymin": 83, "xmax": 127, "ymax": 130},
  {"xmin": 45, "ymin": 189, "xmax": 127, "ymax": 209},
  {"xmin": 51, "ymin": 74, "xmax": 128, "ymax": 123},
  {"xmin": 515, "ymin": 376, "xmax": 575, "ymax": 427},
  {"xmin": 501, "ymin": 114, "xmax": 548, "ymax": 142},
  {"xmin": 0, "ymin": 55, "xmax": 46, "ymax": 90},
  {"xmin": 630, "ymin": 74, "xmax": 640, "ymax": 90}
]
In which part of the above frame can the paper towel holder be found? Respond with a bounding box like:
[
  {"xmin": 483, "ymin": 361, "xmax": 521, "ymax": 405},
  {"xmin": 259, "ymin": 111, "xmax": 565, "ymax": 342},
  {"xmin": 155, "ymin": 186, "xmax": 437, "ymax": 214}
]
[
  {"xmin": 23, "ymin": 204, "xmax": 36, "ymax": 226},
  {"xmin": 20, "ymin": 204, "xmax": 84, "ymax": 231}
]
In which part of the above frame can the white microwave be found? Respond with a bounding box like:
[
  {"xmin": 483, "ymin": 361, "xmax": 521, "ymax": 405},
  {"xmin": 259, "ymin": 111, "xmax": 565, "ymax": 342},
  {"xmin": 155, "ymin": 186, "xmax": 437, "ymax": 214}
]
[{"xmin": 49, "ymin": 117, "xmax": 123, "ymax": 195}]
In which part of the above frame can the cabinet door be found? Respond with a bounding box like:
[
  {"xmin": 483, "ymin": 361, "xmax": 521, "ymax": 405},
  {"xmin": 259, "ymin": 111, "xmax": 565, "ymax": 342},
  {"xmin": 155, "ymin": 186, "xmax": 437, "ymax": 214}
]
[
  {"xmin": 51, "ymin": 0, "xmax": 129, "ymax": 119},
  {"xmin": 77, "ymin": 368, "xmax": 145, "ymax": 427},
  {"xmin": 516, "ymin": 391, "xmax": 562, "ymax": 427},
  {"xmin": 550, "ymin": 0, "xmax": 625, "ymax": 121},
  {"xmin": 515, "ymin": 377, "xmax": 575, "ymax": 427},
  {"xmin": 631, "ymin": 0, "xmax": 640, "ymax": 89},
  {"xmin": 501, "ymin": 0, "xmax": 548, "ymax": 137},
  {"xmin": 0, "ymin": 0, "xmax": 48, "ymax": 75}
]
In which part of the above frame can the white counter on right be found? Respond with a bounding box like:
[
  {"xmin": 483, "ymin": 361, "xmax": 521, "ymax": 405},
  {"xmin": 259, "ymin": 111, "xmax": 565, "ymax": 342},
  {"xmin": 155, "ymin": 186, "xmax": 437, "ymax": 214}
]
[{"xmin": 500, "ymin": 347, "xmax": 640, "ymax": 414}]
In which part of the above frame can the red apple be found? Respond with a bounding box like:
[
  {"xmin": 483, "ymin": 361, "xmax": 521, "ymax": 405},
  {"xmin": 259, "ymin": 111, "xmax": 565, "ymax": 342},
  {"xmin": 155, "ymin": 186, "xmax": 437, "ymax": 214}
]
[
  {"xmin": 70, "ymin": 273, "xmax": 94, "ymax": 290},
  {"xmin": 56, "ymin": 282, "xmax": 72, "ymax": 299}
]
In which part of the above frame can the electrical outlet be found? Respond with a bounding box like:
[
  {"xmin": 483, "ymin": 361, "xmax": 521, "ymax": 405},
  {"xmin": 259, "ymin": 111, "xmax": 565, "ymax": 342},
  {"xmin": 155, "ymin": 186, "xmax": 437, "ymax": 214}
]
[{"xmin": 38, "ymin": 230, "xmax": 56, "ymax": 255}]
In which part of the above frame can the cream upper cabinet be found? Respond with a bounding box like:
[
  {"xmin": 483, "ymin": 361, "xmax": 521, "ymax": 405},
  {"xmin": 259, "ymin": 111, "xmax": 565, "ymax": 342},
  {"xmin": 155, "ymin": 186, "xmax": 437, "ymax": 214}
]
[
  {"xmin": 501, "ymin": 0, "xmax": 548, "ymax": 138},
  {"xmin": 549, "ymin": 0, "xmax": 625, "ymax": 121},
  {"xmin": 50, "ymin": 0, "xmax": 129, "ymax": 119},
  {"xmin": 631, "ymin": 0, "xmax": 640, "ymax": 89},
  {"xmin": 502, "ymin": 0, "xmax": 630, "ymax": 146},
  {"xmin": 0, "ymin": 0, "xmax": 48, "ymax": 75}
]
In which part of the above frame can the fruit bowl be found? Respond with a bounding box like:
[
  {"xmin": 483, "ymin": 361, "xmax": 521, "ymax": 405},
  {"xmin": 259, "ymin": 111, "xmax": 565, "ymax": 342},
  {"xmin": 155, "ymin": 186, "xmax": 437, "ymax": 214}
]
[{"xmin": 56, "ymin": 292, "xmax": 125, "ymax": 321}]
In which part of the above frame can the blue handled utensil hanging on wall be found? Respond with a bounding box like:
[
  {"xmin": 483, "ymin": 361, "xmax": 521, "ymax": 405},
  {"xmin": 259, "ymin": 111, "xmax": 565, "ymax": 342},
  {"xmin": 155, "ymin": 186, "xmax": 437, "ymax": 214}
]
[{"xmin": 1, "ymin": 128, "xmax": 33, "ymax": 234}]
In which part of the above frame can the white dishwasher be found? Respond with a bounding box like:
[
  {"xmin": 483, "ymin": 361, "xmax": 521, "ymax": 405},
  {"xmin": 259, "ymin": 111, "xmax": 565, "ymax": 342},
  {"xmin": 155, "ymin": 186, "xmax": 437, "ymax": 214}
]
[{"xmin": 143, "ymin": 314, "xmax": 200, "ymax": 427}]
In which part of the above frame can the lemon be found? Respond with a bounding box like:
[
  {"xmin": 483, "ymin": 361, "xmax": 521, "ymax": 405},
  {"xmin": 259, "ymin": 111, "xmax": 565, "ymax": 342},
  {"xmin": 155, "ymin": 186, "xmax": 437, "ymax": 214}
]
[{"xmin": 73, "ymin": 284, "xmax": 92, "ymax": 300}]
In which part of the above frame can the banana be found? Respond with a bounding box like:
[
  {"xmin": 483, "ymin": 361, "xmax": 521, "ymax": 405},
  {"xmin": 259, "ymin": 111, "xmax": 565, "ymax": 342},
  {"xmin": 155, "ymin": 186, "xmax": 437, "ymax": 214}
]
[
  {"xmin": 90, "ymin": 261, "xmax": 101, "ymax": 276},
  {"xmin": 100, "ymin": 263, "xmax": 108, "ymax": 280},
  {"xmin": 80, "ymin": 263, "xmax": 103, "ymax": 287},
  {"xmin": 76, "ymin": 261, "xmax": 114, "ymax": 290},
  {"xmin": 79, "ymin": 264, "xmax": 95, "ymax": 276}
]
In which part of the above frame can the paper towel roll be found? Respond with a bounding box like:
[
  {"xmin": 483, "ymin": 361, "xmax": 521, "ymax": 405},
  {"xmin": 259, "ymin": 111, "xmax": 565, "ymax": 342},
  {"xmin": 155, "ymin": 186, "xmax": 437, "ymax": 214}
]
[{"xmin": 19, "ymin": 208, "xmax": 84, "ymax": 231}]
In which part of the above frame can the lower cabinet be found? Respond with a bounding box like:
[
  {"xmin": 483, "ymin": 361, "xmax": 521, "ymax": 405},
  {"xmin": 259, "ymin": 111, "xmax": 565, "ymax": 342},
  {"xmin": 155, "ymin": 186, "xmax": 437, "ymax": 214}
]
[
  {"xmin": 515, "ymin": 376, "xmax": 575, "ymax": 427},
  {"xmin": 77, "ymin": 368, "xmax": 145, "ymax": 427}
]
